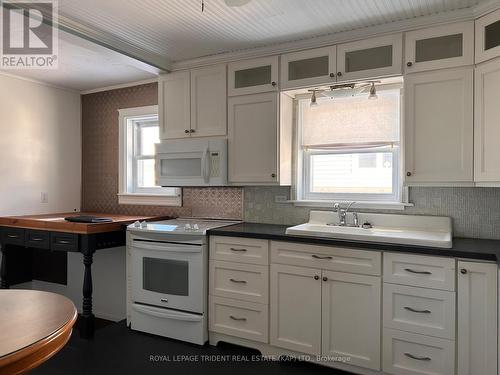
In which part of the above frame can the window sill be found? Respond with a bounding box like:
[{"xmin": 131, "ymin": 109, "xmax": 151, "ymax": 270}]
[
  {"xmin": 117, "ymin": 193, "xmax": 182, "ymax": 207},
  {"xmin": 285, "ymin": 200, "xmax": 413, "ymax": 211}
]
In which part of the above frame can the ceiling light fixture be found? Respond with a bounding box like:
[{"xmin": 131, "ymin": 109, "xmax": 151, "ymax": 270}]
[{"xmin": 368, "ymin": 82, "xmax": 378, "ymax": 100}]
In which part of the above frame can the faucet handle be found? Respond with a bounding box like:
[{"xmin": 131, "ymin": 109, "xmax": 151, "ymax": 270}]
[{"xmin": 333, "ymin": 202, "xmax": 340, "ymax": 212}]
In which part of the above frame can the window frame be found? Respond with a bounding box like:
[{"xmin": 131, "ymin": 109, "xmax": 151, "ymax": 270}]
[{"xmin": 118, "ymin": 106, "xmax": 182, "ymax": 206}]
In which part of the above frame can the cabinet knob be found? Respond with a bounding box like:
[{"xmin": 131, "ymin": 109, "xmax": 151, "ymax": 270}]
[
  {"xmin": 322, "ymin": 277, "xmax": 328, "ymax": 282},
  {"xmin": 271, "ymin": 173, "xmax": 276, "ymax": 178},
  {"xmin": 190, "ymin": 129, "xmax": 196, "ymax": 133},
  {"xmin": 406, "ymin": 172, "xmax": 412, "ymax": 177},
  {"xmin": 329, "ymin": 72, "xmax": 335, "ymax": 78},
  {"xmin": 271, "ymin": 81, "xmax": 277, "ymax": 87},
  {"xmin": 314, "ymin": 275, "xmax": 319, "ymax": 280},
  {"xmin": 337, "ymin": 72, "xmax": 342, "ymax": 77},
  {"xmin": 185, "ymin": 129, "xmax": 190, "ymax": 133},
  {"xmin": 460, "ymin": 268, "xmax": 467, "ymax": 274},
  {"xmin": 407, "ymin": 62, "xmax": 413, "ymax": 67}
]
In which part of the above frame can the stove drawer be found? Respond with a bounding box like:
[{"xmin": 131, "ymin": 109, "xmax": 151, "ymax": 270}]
[
  {"xmin": 209, "ymin": 296, "xmax": 268, "ymax": 343},
  {"xmin": 210, "ymin": 260, "xmax": 268, "ymax": 304},
  {"xmin": 210, "ymin": 236, "xmax": 269, "ymax": 265}
]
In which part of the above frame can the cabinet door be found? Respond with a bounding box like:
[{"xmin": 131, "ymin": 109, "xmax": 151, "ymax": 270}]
[
  {"xmin": 228, "ymin": 92, "xmax": 278, "ymax": 184},
  {"xmin": 270, "ymin": 264, "xmax": 321, "ymax": 355},
  {"xmin": 190, "ymin": 65, "xmax": 227, "ymax": 137},
  {"xmin": 405, "ymin": 67, "xmax": 473, "ymax": 183},
  {"xmin": 322, "ymin": 271, "xmax": 381, "ymax": 370},
  {"xmin": 158, "ymin": 71, "xmax": 191, "ymax": 139},
  {"xmin": 457, "ymin": 261, "xmax": 497, "ymax": 375},
  {"xmin": 228, "ymin": 56, "xmax": 279, "ymax": 96},
  {"xmin": 280, "ymin": 46, "xmax": 336, "ymax": 90},
  {"xmin": 475, "ymin": 8, "xmax": 500, "ymax": 64},
  {"xmin": 405, "ymin": 22, "xmax": 474, "ymax": 73},
  {"xmin": 336, "ymin": 34, "xmax": 402, "ymax": 82},
  {"xmin": 474, "ymin": 58, "xmax": 500, "ymax": 182}
]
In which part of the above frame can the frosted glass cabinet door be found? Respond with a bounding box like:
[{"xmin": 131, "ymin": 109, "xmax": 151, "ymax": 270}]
[
  {"xmin": 280, "ymin": 46, "xmax": 336, "ymax": 90},
  {"xmin": 336, "ymin": 34, "xmax": 402, "ymax": 82},
  {"xmin": 228, "ymin": 56, "xmax": 279, "ymax": 96},
  {"xmin": 405, "ymin": 21, "xmax": 474, "ymax": 73},
  {"xmin": 475, "ymin": 8, "xmax": 500, "ymax": 64}
]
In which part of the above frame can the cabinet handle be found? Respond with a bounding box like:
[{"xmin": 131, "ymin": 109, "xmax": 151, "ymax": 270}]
[
  {"xmin": 229, "ymin": 315, "xmax": 247, "ymax": 321},
  {"xmin": 57, "ymin": 240, "xmax": 71, "ymax": 245},
  {"xmin": 329, "ymin": 72, "xmax": 335, "ymax": 78},
  {"xmin": 404, "ymin": 268, "xmax": 432, "ymax": 275},
  {"xmin": 407, "ymin": 62, "xmax": 413, "ymax": 67},
  {"xmin": 322, "ymin": 276, "xmax": 328, "ymax": 282},
  {"xmin": 31, "ymin": 237, "xmax": 44, "ymax": 242},
  {"xmin": 460, "ymin": 268, "xmax": 467, "ymax": 274},
  {"xmin": 160, "ymin": 298, "xmax": 168, "ymax": 303},
  {"xmin": 404, "ymin": 306, "xmax": 431, "ymax": 314},
  {"xmin": 314, "ymin": 275, "xmax": 320, "ymax": 280},
  {"xmin": 184, "ymin": 129, "xmax": 190, "ymax": 133},
  {"xmin": 7, "ymin": 234, "xmax": 19, "ymax": 239},
  {"xmin": 406, "ymin": 172, "xmax": 412, "ymax": 177},
  {"xmin": 190, "ymin": 129, "xmax": 196, "ymax": 133},
  {"xmin": 312, "ymin": 255, "xmax": 333, "ymax": 260},
  {"xmin": 404, "ymin": 353, "xmax": 431, "ymax": 361},
  {"xmin": 271, "ymin": 173, "xmax": 276, "ymax": 178},
  {"xmin": 230, "ymin": 247, "xmax": 247, "ymax": 252},
  {"xmin": 229, "ymin": 278, "xmax": 247, "ymax": 284},
  {"xmin": 271, "ymin": 81, "xmax": 277, "ymax": 87},
  {"xmin": 337, "ymin": 72, "xmax": 342, "ymax": 77}
]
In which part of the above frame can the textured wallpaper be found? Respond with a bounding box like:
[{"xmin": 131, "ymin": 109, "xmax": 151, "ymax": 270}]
[{"xmin": 81, "ymin": 83, "xmax": 243, "ymax": 220}]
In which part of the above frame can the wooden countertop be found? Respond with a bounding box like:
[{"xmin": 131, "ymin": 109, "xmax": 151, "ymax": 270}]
[
  {"xmin": 0, "ymin": 290, "xmax": 77, "ymax": 375},
  {"xmin": 0, "ymin": 212, "xmax": 170, "ymax": 234}
]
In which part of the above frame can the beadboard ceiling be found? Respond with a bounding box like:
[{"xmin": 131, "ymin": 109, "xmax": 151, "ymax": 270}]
[{"xmin": 58, "ymin": 0, "xmax": 491, "ymax": 64}]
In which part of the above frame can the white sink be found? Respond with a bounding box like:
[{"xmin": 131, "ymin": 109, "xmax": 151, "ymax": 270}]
[{"xmin": 285, "ymin": 211, "xmax": 452, "ymax": 249}]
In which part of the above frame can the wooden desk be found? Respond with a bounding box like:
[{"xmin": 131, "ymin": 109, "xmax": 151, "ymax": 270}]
[
  {"xmin": 0, "ymin": 290, "xmax": 77, "ymax": 375},
  {"xmin": 0, "ymin": 212, "xmax": 168, "ymax": 338}
]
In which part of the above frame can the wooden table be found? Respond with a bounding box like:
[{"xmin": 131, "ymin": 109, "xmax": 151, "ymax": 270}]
[
  {"xmin": 0, "ymin": 212, "xmax": 168, "ymax": 338},
  {"xmin": 0, "ymin": 290, "xmax": 77, "ymax": 375}
]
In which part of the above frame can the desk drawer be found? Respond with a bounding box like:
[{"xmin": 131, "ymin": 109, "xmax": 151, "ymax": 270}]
[
  {"xmin": 384, "ymin": 253, "xmax": 455, "ymax": 291},
  {"xmin": 25, "ymin": 230, "xmax": 50, "ymax": 249},
  {"xmin": 210, "ymin": 236, "xmax": 269, "ymax": 265},
  {"xmin": 1, "ymin": 227, "xmax": 25, "ymax": 246},
  {"xmin": 50, "ymin": 232, "xmax": 79, "ymax": 252},
  {"xmin": 383, "ymin": 284, "xmax": 455, "ymax": 339}
]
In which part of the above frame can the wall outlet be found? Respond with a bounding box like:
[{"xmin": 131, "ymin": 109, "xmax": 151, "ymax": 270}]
[
  {"xmin": 40, "ymin": 192, "xmax": 48, "ymax": 203},
  {"xmin": 275, "ymin": 195, "xmax": 288, "ymax": 203}
]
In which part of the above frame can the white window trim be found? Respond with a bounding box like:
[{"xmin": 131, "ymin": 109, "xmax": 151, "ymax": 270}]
[{"xmin": 118, "ymin": 105, "xmax": 182, "ymax": 206}]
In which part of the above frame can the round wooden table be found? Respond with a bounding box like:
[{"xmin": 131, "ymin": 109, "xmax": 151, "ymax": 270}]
[{"xmin": 0, "ymin": 290, "xmax": 77, "ymax": 375}]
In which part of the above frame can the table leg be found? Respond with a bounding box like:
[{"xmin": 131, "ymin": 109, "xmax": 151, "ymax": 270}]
[
  {"xmin": 0, "ymin": 245, "xmax": 9, "ymax": 289},
  {"xmin": 80, "ymin": 250, "xmax": 95, "ymax": 338}
]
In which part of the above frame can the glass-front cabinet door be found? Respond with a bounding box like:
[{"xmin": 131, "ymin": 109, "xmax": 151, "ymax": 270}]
[
  {"xmin": 336, "ymin": 34, "xmax": 402, "ymax": 82},
  {"xmin": 228, "ymin": 56, "xmax": 279, "ymax": 96},
  {"xmin": 405, "ymin": 21, "xmax": 474, "ymax": 73},
  {"xmin": 280, "ymin": 46, "xmax": 336, "ymax": 90},
  {"xmin": 475, "ymin": 8, "xmax": 500, "ymax": 64}
]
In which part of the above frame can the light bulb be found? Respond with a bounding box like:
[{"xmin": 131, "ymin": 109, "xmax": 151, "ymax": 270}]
[{"xmin": 368, "ymin": 82, "xmax": 378, "ymax": 100}]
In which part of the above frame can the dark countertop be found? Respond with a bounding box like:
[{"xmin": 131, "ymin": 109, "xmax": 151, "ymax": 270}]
[{"xmin": 208, "ymin": 222, "xmax": 500, "ymax": 263}]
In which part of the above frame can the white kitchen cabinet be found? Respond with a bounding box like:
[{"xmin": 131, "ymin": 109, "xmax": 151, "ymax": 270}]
[
  {"xmin": 228, "ymin": 56, "xmax": 279, "ymax": 96},
  {"xmin": 475, "ymin": 8, "xmax": 500, "ymax": 64},
  {"xmin": 336, "ymin": 34, "xmax": 402, "ymax": 82},
  {"xmin": 405, "ymin": 22, "xmax": 474, "ymax": 73},
  {"xmin": 159, "ymin": 71, "xmax": 191, "ymax": 140},
  {"xmin": 190, "ymin": 65, "xmax": 227, "ymax": 137},
  {"xmin": 474, "ymin": 57, "xmax": 500, "ymax": 183},
  {"xmin": 270, "ymin": 264, "xmax": 322, "ymax": 355},
  {"xmin": 322, "ymin": 271, "xmax": 381, "ymax": 370},
  {"xmin": 457, "ymin": 261, "xmax": 497, "ymax": 375},
  {"xmin": 404, "ymin": 67, "xmax": 473, "ymax": 183},
  {"xmin": 280, "ymin": 46, "xmax": 336, "ymax": 90}
]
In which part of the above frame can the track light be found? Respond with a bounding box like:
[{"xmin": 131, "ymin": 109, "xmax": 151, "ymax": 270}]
[
  {"xmin": 308, "ymin": 89, "xmax": 323, "ymax": 108},
  {"xmin": 368, "ymin": 82, "xmax": 378, "ymax": 100}
]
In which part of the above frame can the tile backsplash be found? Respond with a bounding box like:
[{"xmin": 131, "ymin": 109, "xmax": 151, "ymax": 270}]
[{"xmin": 244, "ymin": 186, "xmax": 500, "ymax": 240}]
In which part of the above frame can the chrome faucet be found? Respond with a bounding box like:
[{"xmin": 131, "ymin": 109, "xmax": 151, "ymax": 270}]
[{"xmin": 333, "ymin": 201, "xmax": 357, "ymax": 226}]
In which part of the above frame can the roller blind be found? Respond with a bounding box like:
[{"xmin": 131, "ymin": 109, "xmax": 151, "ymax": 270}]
[{"xmin": 301, "ymin": 89, "xmax": 400, "ymax": 148}]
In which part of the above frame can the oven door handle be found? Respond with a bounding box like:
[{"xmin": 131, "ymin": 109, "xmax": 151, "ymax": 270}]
[
  {"xmin": 132, "ymin": 304, "xmax": 203, "ymax": 322},
  {"xmin": 132, "ymin": 242, "xmax": 202, "ymax": 253}
]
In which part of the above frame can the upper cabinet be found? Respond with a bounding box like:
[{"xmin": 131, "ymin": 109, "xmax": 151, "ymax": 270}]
[
  {"xmin": 475, "ymin": 8, "xmax": 500, "ymax": 64},
  {"xmin": 228, "ymin": 56, "xmax": 279, "ymax": 96},
  {"xmin": 159, "ymin": 64, "xmax": 227, "ymax": 140},
  {"xmin": 405, "ymin": 22, "xmax": 474, "ymax": 73},
  {"xmin": 336, "ymin": 34, "xmax": 402, "ymax": 82},
  {"xmin": 280, "ymin": 46, "xmax": 336, "ymax": 90}
]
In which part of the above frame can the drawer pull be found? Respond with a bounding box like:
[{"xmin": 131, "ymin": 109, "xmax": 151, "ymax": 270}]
[
  {"xmin": 230, "ymin": 248, "xmax": 247, "ymax": 252},
  {"xmin": 57, "ymin": 240, "xmax": 71, "ymax": 244},
  {"xmin": 404, "ymin": 306, "xmax": 431, "ymax": 314},
  {"xmin": 312, "ymin": 255, "xmax": 333, "ymax": 260},
  {"xmin": 229, "ymin": 315, "xmax": 247, "ymax": 321},
  {"xmin": 160, "ymin": 298, "xmax": 168, "ymax": 303},
  {"xmin": 404, "ymin": 268, "xmax": 432, "ymax": 275},
  {"xmin": 7, "ymin": 234, "xmax": 19, "ymax": 239},
  {"xmin": 229, "ymin": 278, "xmax": 247, "ymax": 284},
  {"xmin": 31, "ymin": 237, "xmax": 44, "ymax": 242},
  {"xmin": 404, "ymin": 353, "xmax": 431, "ymax": 361}
]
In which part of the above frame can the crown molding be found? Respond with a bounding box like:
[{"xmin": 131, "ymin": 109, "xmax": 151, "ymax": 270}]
[
  {"xmin": 80, "ymin": 78, "xmax": 158, "ymax": 95},
  {"xmin": 473, "ymin": 0, "xmax": 500, "ymax": 17},
  {"xmin": 0, "ymin": 71, "xmax": 81, "ymax": 93}
]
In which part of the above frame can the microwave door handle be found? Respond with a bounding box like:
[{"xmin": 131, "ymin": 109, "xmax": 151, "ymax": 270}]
[{"xmin": 202, "ymin": 147, "xmax": 210, "ymax": 184}]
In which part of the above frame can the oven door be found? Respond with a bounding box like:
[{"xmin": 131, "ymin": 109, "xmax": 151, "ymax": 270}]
[
  {"xmin": 156, "ymin": 149, "xmax": 210, "ymax": 187},
  {"xmin": 131, "ymin": 240, "xmax": 204, "ymax": 313}
]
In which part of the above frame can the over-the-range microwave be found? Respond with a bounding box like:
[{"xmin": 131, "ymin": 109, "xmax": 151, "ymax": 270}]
[{"xmin": 155, "ymin": 137, "xmax": 227, "ymax": 187}]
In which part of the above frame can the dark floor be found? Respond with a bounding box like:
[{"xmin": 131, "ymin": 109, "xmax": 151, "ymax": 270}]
[{"xmin": 32, "ymin": 320, "xmax": 351, "ymax": 375}]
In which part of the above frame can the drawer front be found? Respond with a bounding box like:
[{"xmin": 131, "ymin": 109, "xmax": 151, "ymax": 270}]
[
  {"xmin": 383, "ymin": 329, "xmax": 455, "ymax": 375},
  {"xmin": 209, "ymin": 296, "xmax": 268, "ymax": 343},
  {"xmin": 383, "ymin": 284, "xmax": 455, "ymax": 339},
  {"xmin": 210, "ymin": 236, "xmax": 269, "ymax": 265},
  {"xmin": 0, "ymin": 227, "xmax": 25, "ymax": 246},
  {"xmin": 271, "ymin": 241, "xmax": 381, "ymax": 276},
  {"xmin": 210, "ymin": 260, "xmax": 268, "ymax": 304},
  {"xmin": 50, "ymin": 232, "xmax": 79, "ymax": 252},
  {"xmin": 384, "ymin": 253, "xmax": 455, "ymax": 291},
  {"xmin": 25, "ymin": 230, "xmax": 50, "ymax": 249}
]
